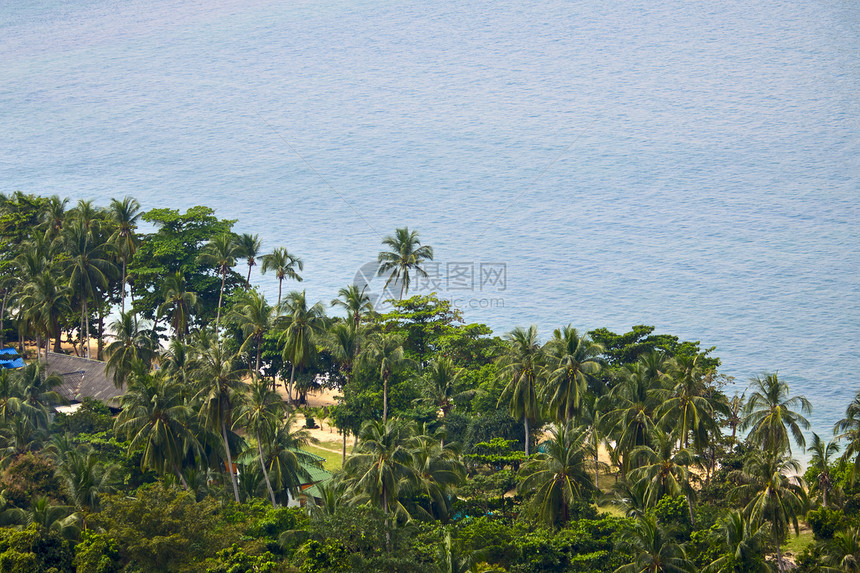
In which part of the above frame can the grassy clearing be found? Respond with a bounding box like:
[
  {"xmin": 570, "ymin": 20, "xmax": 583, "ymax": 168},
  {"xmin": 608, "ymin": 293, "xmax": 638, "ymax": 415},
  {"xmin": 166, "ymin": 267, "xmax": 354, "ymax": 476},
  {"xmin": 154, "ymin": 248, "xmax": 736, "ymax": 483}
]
[
  {"xmin": 783, "ymin": 529, "xmax": 814, "ymax": 556},
  {"xmin": 303, "ymin": 444, "xmax": 343, "ymax": 472}
]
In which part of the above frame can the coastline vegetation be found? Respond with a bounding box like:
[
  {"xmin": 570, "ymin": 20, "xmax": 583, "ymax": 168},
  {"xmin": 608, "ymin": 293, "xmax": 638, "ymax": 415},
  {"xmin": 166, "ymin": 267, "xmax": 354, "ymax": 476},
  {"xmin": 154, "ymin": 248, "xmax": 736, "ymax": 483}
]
[{"xmin": 0, "ymin": 191, "xmax": 856, "ymax": 572}]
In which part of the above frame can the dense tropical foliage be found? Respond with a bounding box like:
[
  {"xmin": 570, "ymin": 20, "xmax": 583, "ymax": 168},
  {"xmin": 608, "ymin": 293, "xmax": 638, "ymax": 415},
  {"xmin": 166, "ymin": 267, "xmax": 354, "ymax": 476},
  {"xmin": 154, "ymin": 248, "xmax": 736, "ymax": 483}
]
[{"xmin": 0, "ymin": 192, "xmax": 856, "ymax": 572}]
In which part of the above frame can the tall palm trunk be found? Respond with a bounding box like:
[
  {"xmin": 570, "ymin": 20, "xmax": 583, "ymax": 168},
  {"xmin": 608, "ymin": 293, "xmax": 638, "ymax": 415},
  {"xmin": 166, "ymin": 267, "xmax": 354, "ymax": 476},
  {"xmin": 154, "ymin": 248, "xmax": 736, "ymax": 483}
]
[
  {"xmin": 277, "ymin": 278, "xmax": 283, "ymax": 306},
  {"xmin": 524, "ymin": 417, "xmax": 530, "ymax": 456},
  {"xmin": 0, "ymin": 288, "xmax": 8, "ymax": 347},
  {"xmin": 121, "ymin": 260, "xmax": 127, "ymax": 314},
  {"xmin": 215, "ymin": 271, "xmax": 226, "ymax": 336},
  {"xmin": 82, "ymin": 298, "xmax": 90, "ymax": 359},
  {"xmin": 221, "ymin": 420, "xmax": 240, "ymax": 503},
  {"xmin": 255, "ymin": 336, "xmax": 262, "ymax": 373},
  {"xmin": 257, "ymin": 437, "xmax": 277, "ymax": 508},
  {"xmin": 173, "ymin": 463, "xmax": 189, "ymax": 490},
  {"xmin": 246, "ymin": 265, "xmax": 252, "ymax": 288},
  {"xmin": 383, "ymin": 372, "xmax": 389, "ymax": 422},
  {"xmin": 52, "ymin": 315, "xmax": 62, "ymax": 353},
  {"xmin": 288, "ymin": 364, "xmax": 295, "ymax": 403}
]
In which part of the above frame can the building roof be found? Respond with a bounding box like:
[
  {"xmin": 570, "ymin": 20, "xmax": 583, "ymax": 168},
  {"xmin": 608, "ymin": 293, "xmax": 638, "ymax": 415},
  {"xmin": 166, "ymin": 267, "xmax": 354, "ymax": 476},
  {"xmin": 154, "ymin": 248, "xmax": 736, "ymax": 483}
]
[{"xmin": 43, "ymin": 352, "xmax": 124, "ymax": 405}]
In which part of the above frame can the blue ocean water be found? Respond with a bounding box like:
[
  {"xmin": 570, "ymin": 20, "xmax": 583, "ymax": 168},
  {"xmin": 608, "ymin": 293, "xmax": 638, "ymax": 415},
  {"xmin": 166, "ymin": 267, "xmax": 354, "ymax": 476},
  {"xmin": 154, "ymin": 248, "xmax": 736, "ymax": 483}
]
[{"xmin": 1, "ymin": 0, "xmax": 858, "ymax": 451}]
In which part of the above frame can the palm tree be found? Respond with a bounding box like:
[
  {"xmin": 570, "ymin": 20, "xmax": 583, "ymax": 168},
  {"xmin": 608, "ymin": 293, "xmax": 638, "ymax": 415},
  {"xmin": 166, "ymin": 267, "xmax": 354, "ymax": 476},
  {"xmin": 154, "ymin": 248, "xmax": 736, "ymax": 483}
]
[
  {"xmin": 107, "ymin": 197, "xmax": 141, "ymax": 314},
  {"xmin": 278, "ymin": 290, "xmax": 326, "ymax": 403},
  {"xmin": 807, "ymin": 432, "xmax": 839, "ymax": 508},
  {"xmin": 409, "ymin": 428, "xmax": 466, "ymax": 521},
  {"xmin": 420, "ymin": 357, "xmax": 465, "ymax": 418},
  {"xmin": 193, "ymin": 343, "xmax": 245, "ymax": 503},
  {"xmin": 233, "ymin": 377, "xmax": 287, "ymax": 508},
  {"xmin": 0, "ymin": 370, "xmax": 25, "ymax": 424},
  {"xmin": 656, "ymin": 354, "xmax": 722, "ymax": 450},
  {"xmin": 114, "ymin": 370, "xmax": 195, "ymax": 488},
  {"xmin": 603, "ymin": 361, "xmax": 662, "ymax": 474},
  {"xmin": 628, "ymin": 428, "xmax": 697, "ymax": 521},
  {"xmin": 542, "ymin": 325, "xmax": 603, "ymax": 423},
  {"xmin": 822, "ymin": 527, "xmax": 860, "ymax": 572},
  {"xmin": 62, "ymin": 220, "xmax": 116, "ymax": 359},
  {"xmin": 742, "ymin": 373, "xmax": 811, "ymax": 455},
  {"xmin": 157, "ymin": 272, "xmax": 199, "ymax": 340},
  {"xmin": 835, "ymin": 391, "xmax": 860, "ymax": 482},
  {"xmin": 40, "ymin": 195, "xmax": 68, "ymax": 240},
  {"xmin": 735, "ymin": 451, "xmax": 807, "ymax": 572},
  {"xmin": 497, "ymin": 326, "xmax": 543, "ymax": 456},
  {"xmin": 55, "ymin": 446, "xmax": 117, "ymax": 516},
  {"xmin": 331, "ymin": 284, "xmax": 373, "ymax": 329},
  {"xmin": 15, "ymin": 362, "xmax": 65, "ymax": 429},
  {"xmin": 234, "ymin": 290, "xmax": 278, "ymax": 374},
  {"xmin": 361, "ymin": 331, "xmax": 409, "ymax": 422},
  {"xmin": 343, "ymin": 418, "xmax": 419, "ymax": 547},
  {"xmin": 705, "ymin": 510, "xmax": 771, "ymax": 573},
  {"xmin": 614, "ymin": 514, "xmax": 693, "ymax": 573},
  {"xmin": 377, "ymin": 227, "xmax": 434, "ymax": 299},
  {"xmin": 517, "ymin": 421, "xmax": 597, "ymax": 527},
  {"xmin": 17, "ymin": 270, "xmax": 71, "ymax": 356},
  {"xmin": 105, "ymin": 311, "xmax": 156, "ymax": 388},
  {"xmin": 261, "ymin": 247, "xmax": 303, "ymax": 305},
  {"xmin": 198, "ymin": 233, "xmax": 242, "ymax": 335},
  {"xmin": 236, "ymin": 233, "xmax": 262, "ymax": 287},
  {"xmin": 262, "ymin": 411, "xmax": 319, "ymax": 503}
]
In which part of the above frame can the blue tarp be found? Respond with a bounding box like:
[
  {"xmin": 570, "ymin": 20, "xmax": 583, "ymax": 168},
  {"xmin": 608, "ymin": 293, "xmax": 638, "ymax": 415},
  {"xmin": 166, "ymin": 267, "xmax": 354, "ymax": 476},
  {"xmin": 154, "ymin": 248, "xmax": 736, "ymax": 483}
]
[{"xmin": 0, "ymin": 348, "xmax": 24, "ymax": 369}]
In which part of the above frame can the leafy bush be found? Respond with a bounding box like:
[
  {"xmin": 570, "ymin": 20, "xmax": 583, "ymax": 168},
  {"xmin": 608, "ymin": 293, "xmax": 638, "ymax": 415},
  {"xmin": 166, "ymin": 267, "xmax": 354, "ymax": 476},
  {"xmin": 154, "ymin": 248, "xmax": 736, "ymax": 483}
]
[
  {"xmin": 806, "ymin": 507, "xmax": 844, "ymax": 540},
  {"xmin": 52, "ymin": 398, "xmax": 113, "ymax": 435},
  {"xmin": 0, "ymin": 524, "xmax": 74, "ymax": 573},
  {"xmin": 0, "ymin": 453, "xmax": 64, "ymax": 508}
]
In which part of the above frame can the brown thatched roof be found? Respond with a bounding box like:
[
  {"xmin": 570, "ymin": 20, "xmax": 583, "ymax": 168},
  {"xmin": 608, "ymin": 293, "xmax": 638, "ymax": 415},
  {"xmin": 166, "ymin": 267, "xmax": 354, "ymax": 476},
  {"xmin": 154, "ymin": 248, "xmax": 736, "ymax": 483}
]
[{"xmin": 43, "ymin": 352, "xmax": 124, "ymax": 405}]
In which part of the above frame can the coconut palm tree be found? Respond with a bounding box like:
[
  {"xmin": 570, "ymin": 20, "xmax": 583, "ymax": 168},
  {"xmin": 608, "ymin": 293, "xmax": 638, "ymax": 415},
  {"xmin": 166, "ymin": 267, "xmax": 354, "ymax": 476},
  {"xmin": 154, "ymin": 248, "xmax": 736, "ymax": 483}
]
[
  {"xmin": 197, "ymin": 233, "xmax": 242, "ymax": 335},
  {"xmin": 409, "ymin": 428, "xmax": 466, "ymax": 521},
  {"xmin": 233, "ymin": 377, "xmax": 287, "ymax": 508},
  {"xmin": 17, "ymin": 270, "xmax": 71, "ymax": 356},
  {"xmin": 235, "ymin": 233, "xmax": 262, "ymax": 287},
  {"xmin": 807, "ymin": 432, "xmax": 840, "ymax": 508},
  {"xmin": 278, "ymin": 290, "xmax": 326, "ymax": 403},
  {"xmin": 614, "ymin": 513, "xmax": 694, "ymax": 573},
  {"xmin": 55, "ymin": 445, "xmax": 118, "ymax": 517},
  {"xmin": 656, "ymin": 354, "xmax": 723, "ymax": 450},
  {"xmin": 735, "ymin": 451, "xmax": 806, "ymax": 572},
  {"xmin": 263, "ymin": 411, "xmax": 319, "ymax": 503},
  {"xmin": 40, "ymin": 195, "xmax": 68, "ymax": 241},
  {"xmin": 107, "ymin": 197, "xmax": 141, "ymax": 314},
  {"xmin": 377, "ymin": 227, "xmax": 434, "ymax": 299},
  {"xmin": 261, "ymin": 247, "xmax": 303, "ymax": 305},
  {"xmin": 62, "ymin": 220, "xmax": 116, "ymax": 359},
  {"xmin": 542, "ymin": 325, "xmax": 603, "ymax": 423},
  {"xmin": 15, "ymin": 362, "xmax": 65, "ymax": 429},
  {"xmin": 705, "ymin": 510, "xmax": 772, "ymax": 573},
  {"xmin": 835, "ymin": 392, "xmax": 860, "ymax": 482},
  {"xmin": 231, "ymin": 290, "xmax": 277, "ymax": 374},
  {"xmin": 157, "ymin": 272, "xmax": 199, "ymax": 340},
  {"xmin": 822, "ymin": 527, "xmax": 860, "ymax": 572},
  {"xmin": 742, "ymin": 373, "xmax": 811, "ymax": 455},
  {"xmin": 517, "ymin": 421, "xmax": 597, "ymax": 527},
  {"xmin": 114, "ymin": 370, "xmax": 195, "ymax": 488},
  {"xmin": 343, "ymin": 418, "xmax": 419, "ymax": 547},
  {"xmin": 193, "ymin": 343, "xmax": 246, "ymax": 503},
  {"xmin": 331, "ymin": 284, "xmax": 373, "ymax": 329},
  {"xmin": 105, "ymin": 311, "xmax": 156, "ymax": 388},
  {"xmin": 497, "ymin": 325, "xmax": 543, "ymax": 456},
  {"xmin": 420, "ymin": 357, "xmax": 465, "ymax": 418},
  {"xmin": 603, "ymin": 361, "xmax": 662, "ymax": 474},
  {"xmin": 361, "ymin": 331, "xmax": 410, "ymax": 423},
  {"xmin": 628, "ymin": 428, "xmax": 697, "ymax": 520}
]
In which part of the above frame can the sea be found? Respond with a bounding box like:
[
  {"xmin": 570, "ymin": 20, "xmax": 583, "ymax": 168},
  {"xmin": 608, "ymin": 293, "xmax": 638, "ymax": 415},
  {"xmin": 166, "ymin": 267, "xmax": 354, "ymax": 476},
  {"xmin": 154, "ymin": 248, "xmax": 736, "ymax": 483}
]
[{"xmin": 1, "ymin": 0, "xmax": 858, "ymax": 458}]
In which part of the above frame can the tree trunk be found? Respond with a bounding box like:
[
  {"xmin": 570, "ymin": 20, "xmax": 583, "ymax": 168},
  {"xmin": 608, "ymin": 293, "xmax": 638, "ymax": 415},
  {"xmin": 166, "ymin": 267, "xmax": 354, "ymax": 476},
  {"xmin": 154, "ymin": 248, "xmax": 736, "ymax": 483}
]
[
  {"xmin": 0, "ymin": 288, "xmax": 8, "ymax": 348},
  {"xmin": 278, "ymin": 279, "xmax": 283, "ymax": 306},
  {"xmin": 383, "ymin": 373, "xmax": 389, "ymax": 422},
  {"xmin": 342, "ymin": 430, "xmax": 347, "ymax": 466},
  {"xmin": 288, "ymin": 363, "xmax": 295, "ymax": 403},
  {"xmin": 524, "ymin": 417, "xmax": 530, "ymax": 456},
  {"xmin": 83, "ymin": 299, "xmax": 90, "ymax": 360},
  {"xmin": 97, "ymin": 305, "xmax": 104, "ymax": 360},
  {"xmin": 776, "ymin": 536, "xmax": 784, "ymax": 573},
  {"xmin": 52, "ymin": 315, "xmax": 62, "ymax": 353},
  {"xmin": 215, "ymin": 271, "xmax": 226, "ymax": 336},
  {"xmin": 246, "ymin": 264, "xmax": 252, "ymax": 288},
  {"xmin": 258, "ymin": 437, "xmax": 278, "ymax": 508},
  {"xmin": 174, "ymin": 463, "xmax": 189, "ymax": 490},
  {"xmin": 383, "ymin": 485, "xmax": 391, "ymax": 550},
  {"xmin": 121, "ymin": 260, "xmax": 127, "ymax": 314},
  {"xmin": 593, "ymin": 430, "xmax": 600, "ymax": 488},
  {"xmin": 222, "ymin": 420, "xmax": 241, "ymax": 503},
  {"xmin": 255, "ymin": 336, "xmax": 262, "ymax": 373}
]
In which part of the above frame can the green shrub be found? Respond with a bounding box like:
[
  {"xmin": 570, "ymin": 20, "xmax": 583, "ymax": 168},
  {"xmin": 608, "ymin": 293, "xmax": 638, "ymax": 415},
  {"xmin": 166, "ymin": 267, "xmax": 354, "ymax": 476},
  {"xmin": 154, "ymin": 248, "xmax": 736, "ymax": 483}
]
[{"xmin": 807, "ymin": 507, "xmax": 844, "ymax": 540}]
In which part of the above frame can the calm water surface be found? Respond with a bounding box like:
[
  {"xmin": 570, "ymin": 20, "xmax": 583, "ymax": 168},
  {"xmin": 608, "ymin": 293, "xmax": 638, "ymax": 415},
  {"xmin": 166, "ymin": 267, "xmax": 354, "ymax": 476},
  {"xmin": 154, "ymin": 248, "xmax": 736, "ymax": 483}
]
[{"xmin": 1, "ymin": 0, "xmax": 858, "ymax": 455}]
